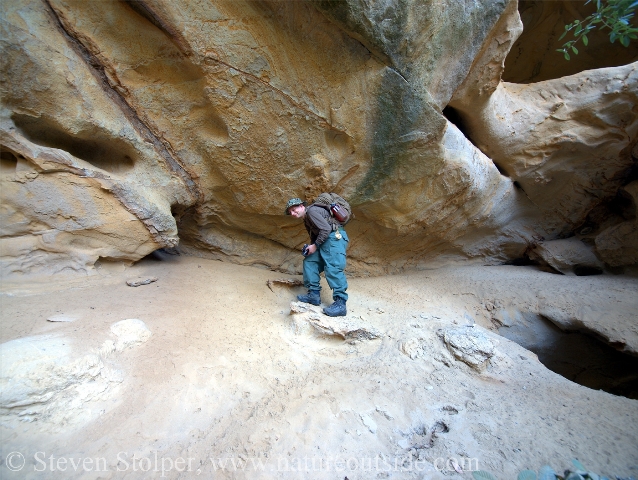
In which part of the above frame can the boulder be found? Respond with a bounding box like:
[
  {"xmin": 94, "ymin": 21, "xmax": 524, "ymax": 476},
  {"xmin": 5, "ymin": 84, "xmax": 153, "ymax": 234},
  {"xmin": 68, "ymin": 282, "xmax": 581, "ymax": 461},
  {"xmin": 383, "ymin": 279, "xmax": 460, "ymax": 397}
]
[{"xmin": 529, "ymin": 238, "xmax": 604, "ymax": 275}]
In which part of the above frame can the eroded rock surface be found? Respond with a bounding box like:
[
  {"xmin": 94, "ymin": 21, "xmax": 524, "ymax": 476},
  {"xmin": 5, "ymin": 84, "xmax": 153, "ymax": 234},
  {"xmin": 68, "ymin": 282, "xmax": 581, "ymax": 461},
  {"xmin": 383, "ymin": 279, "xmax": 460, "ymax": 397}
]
[
  {"xmin": 596, "ymin": 180, "xmax": 638, "ymax": 267},
  {"xmin": 441, "ymin": 325, "xmax": 497, "ymax": 372},
  {"xmin": 1, "ymin": 0, "xmax": 636, "ymax": 278},
  {"xmin": 290, "ymin": 301, "xmax": 382, "ymax": 341},
  {"xmin": 0, "ymin": 318, "xmax": 151, "ymax": 427},
  {"xmin": 528, "ymin": 238, "xmax": 604, "ymax": 275}
]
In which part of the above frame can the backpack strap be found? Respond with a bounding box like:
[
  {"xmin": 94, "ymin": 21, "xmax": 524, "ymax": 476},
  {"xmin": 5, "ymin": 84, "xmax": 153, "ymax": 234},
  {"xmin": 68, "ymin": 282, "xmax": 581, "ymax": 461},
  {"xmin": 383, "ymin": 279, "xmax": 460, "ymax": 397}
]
[{"xmin": 310, "ymin": 203, "xmax": 339, "ymax": 231}]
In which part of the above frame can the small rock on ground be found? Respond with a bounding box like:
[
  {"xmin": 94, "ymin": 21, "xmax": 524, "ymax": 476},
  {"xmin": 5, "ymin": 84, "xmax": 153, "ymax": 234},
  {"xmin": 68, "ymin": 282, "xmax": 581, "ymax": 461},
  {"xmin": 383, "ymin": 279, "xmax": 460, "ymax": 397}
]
[{"xmin": 126, "ymin": 277, "xmax": 158, "ymax": 287}]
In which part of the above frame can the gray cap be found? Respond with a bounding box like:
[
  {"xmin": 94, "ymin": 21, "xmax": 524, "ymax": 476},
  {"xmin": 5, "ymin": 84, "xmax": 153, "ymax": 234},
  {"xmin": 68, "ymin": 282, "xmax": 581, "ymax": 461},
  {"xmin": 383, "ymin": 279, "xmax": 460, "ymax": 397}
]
[{"xmin": 285, "ymin": 198, "xmax": 306, "ymax": 215}]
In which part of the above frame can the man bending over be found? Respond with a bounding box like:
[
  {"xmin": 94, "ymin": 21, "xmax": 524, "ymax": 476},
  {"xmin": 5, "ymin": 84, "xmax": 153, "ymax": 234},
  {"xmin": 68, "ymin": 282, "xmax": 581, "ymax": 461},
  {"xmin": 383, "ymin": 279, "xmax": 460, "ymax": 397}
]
[{"xmin": 285, "ymin": 197, "xmax": 349, "ymax": 317}]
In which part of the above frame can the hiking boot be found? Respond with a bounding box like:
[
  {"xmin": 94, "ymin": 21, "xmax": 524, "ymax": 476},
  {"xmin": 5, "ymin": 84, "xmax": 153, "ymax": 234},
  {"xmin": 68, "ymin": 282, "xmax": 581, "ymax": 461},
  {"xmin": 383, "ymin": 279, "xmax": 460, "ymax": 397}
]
[
  {"xmin": 323, "ymin": 297, "xmax": 346, "ymax": 317},
  {"xmin": 297, "ymin": 290, "xmax": 321, "ymax": 306}
]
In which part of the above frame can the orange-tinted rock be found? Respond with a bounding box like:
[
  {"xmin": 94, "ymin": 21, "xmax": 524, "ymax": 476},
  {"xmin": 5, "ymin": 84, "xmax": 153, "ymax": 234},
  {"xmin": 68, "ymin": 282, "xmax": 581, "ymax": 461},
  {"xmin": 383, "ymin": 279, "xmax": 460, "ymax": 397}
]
[{"xmin": 1, "ymin": 0, "xmax": 636, "ymax": 278}]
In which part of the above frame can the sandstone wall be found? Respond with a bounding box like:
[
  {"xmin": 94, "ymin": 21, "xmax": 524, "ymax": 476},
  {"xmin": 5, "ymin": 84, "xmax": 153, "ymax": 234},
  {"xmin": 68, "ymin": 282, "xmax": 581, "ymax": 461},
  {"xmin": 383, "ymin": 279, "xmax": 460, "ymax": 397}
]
[{"xmin": 1, "ymin": 0, "xmax": 636, "ymax": 277}]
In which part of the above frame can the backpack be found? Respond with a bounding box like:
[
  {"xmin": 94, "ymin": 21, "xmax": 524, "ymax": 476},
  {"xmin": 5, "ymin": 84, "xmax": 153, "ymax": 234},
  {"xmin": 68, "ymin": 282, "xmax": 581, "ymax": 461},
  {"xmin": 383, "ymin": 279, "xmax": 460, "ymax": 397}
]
[{"xmin": 312, "ymin": 192, "xmax": 352, "ymax": 226}]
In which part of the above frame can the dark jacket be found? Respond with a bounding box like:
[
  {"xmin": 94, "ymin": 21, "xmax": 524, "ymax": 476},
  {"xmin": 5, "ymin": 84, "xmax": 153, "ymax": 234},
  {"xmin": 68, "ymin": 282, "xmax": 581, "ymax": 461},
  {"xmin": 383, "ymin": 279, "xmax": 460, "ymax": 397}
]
[{"xmin": 304, "ymin": 205, "xmax": 333, "ymax": 246}]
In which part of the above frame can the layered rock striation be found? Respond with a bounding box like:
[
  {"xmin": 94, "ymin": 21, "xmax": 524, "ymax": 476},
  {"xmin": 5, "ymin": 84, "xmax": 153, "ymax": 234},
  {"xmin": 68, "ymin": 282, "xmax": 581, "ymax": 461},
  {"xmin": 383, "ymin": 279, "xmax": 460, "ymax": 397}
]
[{"xmin": 1, "ymin": 0, "xmax": 636, "ymax": 277}]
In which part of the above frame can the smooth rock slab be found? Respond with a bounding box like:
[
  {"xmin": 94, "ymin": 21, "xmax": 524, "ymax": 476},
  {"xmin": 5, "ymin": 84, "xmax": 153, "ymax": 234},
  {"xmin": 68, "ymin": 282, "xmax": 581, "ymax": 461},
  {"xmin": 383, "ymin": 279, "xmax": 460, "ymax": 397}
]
[{"xmin": 290, "ymin": 302, "xmax": 382, "ymax": 341}]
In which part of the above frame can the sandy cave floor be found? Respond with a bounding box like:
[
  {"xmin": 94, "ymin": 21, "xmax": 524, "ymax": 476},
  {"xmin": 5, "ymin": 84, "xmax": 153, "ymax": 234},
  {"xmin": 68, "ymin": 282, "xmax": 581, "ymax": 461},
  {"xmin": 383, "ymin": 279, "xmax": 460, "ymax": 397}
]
[{"xmin": 1, "ymin": 252, "xmax": 637, "ymax": 480}]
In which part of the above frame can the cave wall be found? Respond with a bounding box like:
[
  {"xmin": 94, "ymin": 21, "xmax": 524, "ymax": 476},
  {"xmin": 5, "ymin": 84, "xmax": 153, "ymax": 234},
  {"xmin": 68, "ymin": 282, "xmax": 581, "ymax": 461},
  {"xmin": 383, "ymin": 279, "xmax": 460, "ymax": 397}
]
[{"xmin": 1, "ymin": 0, "xmax": 636, "ymax": 277}]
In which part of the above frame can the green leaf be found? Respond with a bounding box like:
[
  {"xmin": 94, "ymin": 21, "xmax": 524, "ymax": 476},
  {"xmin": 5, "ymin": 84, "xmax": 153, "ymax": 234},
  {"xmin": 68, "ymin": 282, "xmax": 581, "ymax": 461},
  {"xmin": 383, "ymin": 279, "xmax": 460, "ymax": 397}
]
[
  {"xmin": 518, "ymin": 470, "xmax": 537, "ymax": 480},
  {"xmin": 473, "ymin": 471, "xmax": 497, "ymax": 480},
  {"xmin": 559, "ymin": 0, "xmax": 638, "ymax": 60},
  {"xmin": 539, "ymin": 465, "xmax": 557, "ymax": 480},
  {"xmin": 572, "ymin": 459, "xmax": 587, "ymax": 471}
]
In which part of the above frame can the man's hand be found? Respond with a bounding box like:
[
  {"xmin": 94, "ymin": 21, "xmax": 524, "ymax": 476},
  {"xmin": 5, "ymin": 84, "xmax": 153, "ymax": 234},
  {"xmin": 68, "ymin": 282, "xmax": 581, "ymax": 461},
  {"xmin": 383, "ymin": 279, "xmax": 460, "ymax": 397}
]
[{"xmin": 306, "ymin": 244, "xmax": 317, "ymax": 255}]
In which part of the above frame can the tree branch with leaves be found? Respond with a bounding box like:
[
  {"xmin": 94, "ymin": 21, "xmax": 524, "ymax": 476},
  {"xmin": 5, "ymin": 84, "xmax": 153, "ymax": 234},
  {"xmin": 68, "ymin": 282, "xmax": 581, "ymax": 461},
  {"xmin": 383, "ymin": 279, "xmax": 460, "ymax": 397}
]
[{"xmin": 558, "ymin": 0, "xmax": 638, "ymax": 60}]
